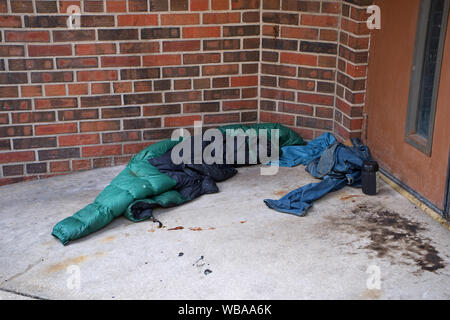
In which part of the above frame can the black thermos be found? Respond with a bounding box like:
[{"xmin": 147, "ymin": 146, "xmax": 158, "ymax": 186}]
[{"xmin": 361, "ymin": 160, "xmax": 379, "ymax": 195}]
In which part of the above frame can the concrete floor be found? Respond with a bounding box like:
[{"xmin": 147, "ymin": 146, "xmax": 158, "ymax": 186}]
[{"xmin": 0, "ymin": 165, "xmax": 449, "ymax": 300}]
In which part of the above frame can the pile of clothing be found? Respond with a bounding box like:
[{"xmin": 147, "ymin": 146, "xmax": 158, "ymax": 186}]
[{"xmin": 264, "ymin": 133, "xmax": 372, "ymax": 216}]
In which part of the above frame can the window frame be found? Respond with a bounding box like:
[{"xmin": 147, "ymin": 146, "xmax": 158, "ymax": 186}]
[{"xmin": 405, "ymin": 0, "xmax": 450, "ymax": 155}]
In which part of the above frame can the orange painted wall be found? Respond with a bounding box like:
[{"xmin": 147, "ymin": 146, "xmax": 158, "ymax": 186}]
[{"xmin": 366, "ymin": 0, "xmax": 450, "ymax": 209}]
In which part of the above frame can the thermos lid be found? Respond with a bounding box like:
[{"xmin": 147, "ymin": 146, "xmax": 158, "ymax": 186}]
[{"xmin": 363, "ymin": 160, "xmax": 379, "ymax": 172}]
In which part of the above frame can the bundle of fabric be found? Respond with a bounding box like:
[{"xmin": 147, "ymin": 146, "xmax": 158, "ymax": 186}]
[
  {"xmin": 52, "ymin": 123, "xmax": 305, "ymax": 245},
  {"xmin": 264, "ymin": 134, "xmax": 372, "ymax": 216}
]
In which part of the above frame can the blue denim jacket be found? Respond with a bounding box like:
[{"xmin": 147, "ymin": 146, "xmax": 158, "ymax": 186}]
[{"xmin": 264, "ymin": 137, "xmax": 372, "ymax": 216}]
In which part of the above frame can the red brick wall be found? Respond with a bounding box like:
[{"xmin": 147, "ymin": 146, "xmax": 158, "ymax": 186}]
[
  {"xmin": 0, "ymin": 0, "xmax": 260, "ymax": 185},
  {"xmin": 260, "ymin": 0, "xmax": 372, "ymax": 141},
  {"xmin": 0, "ymin": 0, "xmax": 372, "ymax": 186}
]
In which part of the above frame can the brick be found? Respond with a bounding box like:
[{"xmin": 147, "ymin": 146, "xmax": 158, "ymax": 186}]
[
  {"xmin": 0, "ymin": 86, "xmax": 19, "ymax": 98},
  {"xmin": 212, "ymin": 77, "xmax": 229, "ymax": 88},
  {"xmin": 183, "ymin": 102, "xmax": 219, "ymax": 113},
  {"xmin": 193, "ymin": 78, "xmax": 210, "ymax": 89},
  {"xmin": 9, "ymin": 58, "xmax": 53, "ymax": 71},
  {"xmin": 279, "ymin": 77, "xmax": 314, "ymax": 91},
  {"xmin": 68, "ymin": 83, "xmax": 89, "ymax": 95},
  {"xmin": 171, "ymin": 0, "xmax": 188, "ymax": 10},
  {"xmin": 12, "ymin": 111, "xmax": 56, "ymax": 123},
  {"xmin": 142, "ymin": 27, "xmax": 180, "ymax": 39},
  {"xmin": 50, "ymin": 161, "xmax": 70, "ymax": 173},
  {"xmin": 301, "ymin": 14, "xmax": 339, "ymax": 27},
  {"xmin": 297, "ymin": 116, "xmax": 333, "ymax": 130},
  {"xmin": 203, "ymin": 13, "xmax": 240, "ymax": 24},
  {"xmin": 0, "ymin": 113, "xmax": 8, "ymax": 124},
  {"xmin": 161, "ymin": 14, "xmax": 200, "ymax": 25},
  {"xmin": 212, "ymin": 0, "xmax": 228, "ymax": 10},
  {"xmin": 174, "ymin": 79, "xmax": 191, "ymax": 90},
  {"xmin": 53, "ymin": 30, "xmax": 95, "ymax": 42},
  {"xmin": 0, "ymin": 151, "xmax": 35, "ymax": 164},
  {"xmin": 10, "ymin": 1, "xmax": 34, "ymax": 13},
  {"xmin": 278, "ymin": 102, "xmax": 314, "ymax": 116},
  {"xmin": 81, "ymin": 95, "xmax": 122, "ymax": 108},
  {"xmin": 102, "ymin": 107, "xmax": 141, "ymax": 119},
  {"xmin": 163, "ymin": 66, "xmax": 199, "ymax": 78},
  {"xmin": 80, "ymin": 121, "xmax": 121, "ymax": 132},
  {"xmin": 106, "ymin": 0, "xmax": 127, "ymax": 12},
  {"xmin": 143, "ymin": 54, "xmax": 182, "ymax": 66},
  {"xmin": 281, "ymin": 26, "xmax": 318, "ymax": 40},
  {"xmin": 154, "ymin": 80, "xmax": 171, "ymax": 91},
  {"xmin": 57, "ymin": 57, "xmax": 98, "ymax": 69},
  {"xmin": 118, "ymin": 14, "xmax": 158, "ymax": 26},
  {"xmin": 3, "ymin": 165, "xmax": 24, "ymax": 176},
  {"xmin": 28, "ymin": 45, "xmax": 72, "ymax": 57},
  {"xmin": 35, "ymin": 123, "xmax": 77, "ymax": 136},
  {"xmin": 24, "ymin": 16, "xmax": 67, "ymax": 28},
  {"xmin": 262, "ymin": 38, "xmax": 298, "ymax": 51},
  {"xmin": 280, "ymin": 52, "xmax": 317, "ymax": 66},
  {"xmin": 0, "ymin": 99, "xmax": 31, "ymax": 111},
  {"xmin": 150, "ymin": 0, "xmax": 169, "ymax": 11},
  {"xmin": 31, "ymin": 71, "xmax": 73, "ymax": 83},
  {"xmin": 0, "ymin": 45, "xmax": 24, "ymax": 57},
  {"xmin": 260, "ymin": 111, "xmax": 295, "ymax": 126},
  {"xmin": 261, "ymin": 88, "xmax": 295, "ymax": 101},
  {"xmin": 0, "ymin": 16, "xmax": 22, "ymax": 28},
  {"xmin": 35, "ymin": 98, "xmax": 78, "ymax": 109},
  {"xmin": 191, "ymin": 0, "xmax": 209, "ymax": 11},
  {"xmin": 59, "ymin": 1, "xmax": 81, "ymax": 13},
  {"xmin": 163, "ymin": 40, "xmax": 201, "ymax": 52},
  {"xmin": 223, "ymin": 25, "xmax": 260, "ymax": 37},
  {"xmin": 203, "ymin": 39, "xmax": 240, "ymax": 51},
  {"xmin": 164, "ymin": 115, "xmax": 201, "ymax": 127},
  {"xmin": 114, "ymin": 82, "xmax": 133, "ymax": 93},
  {"xmin": 5, "ymin": 31, "xmax": 50, "ymax": 42},
  {"xmin": 102, "ymin": 131, "xmax": 141, "ymax": 143},
  {"xmin": 0, "ymin": 73, "xmax": 28, "ymax": 84},
  {"xmin": 202, "ymin": 64, "xmax": 239, "ymax": 76},
  {"xmin": 123, "ymin": 93, "xmax": 163, "ymax": 104},
  {"xmin": 261, "ymin": 63, "xmax": 296, "ymax": 77},
  {"xmin": 144, "ymin": 129, "xmax": 173, "ymax": 140},
  {"xmin": 204, "ymin": 113, "xmax": 240, "ymax": 124},
  {"xmin": 78, "ymin": 70, "xmax": 118, "ymax": 82},
  {"xmin": 241, "ymin": 111, "xmax": 257, "ymax": 122},
  {"xmin": 21, "ymin": 85, "xmax": 42, "ymax": 97},
  {"xmin": 78, "ymin": 15, "xmax": 115, "ymax": 27},
  {"xmin": 297, "ymin": 93, "xmax": 334, "ymax": 106},
  {"xmin": 204, "ymin": 89, "xmax": 240, "ymax": 100},
  {"xmin": 300, "ymin": 41, "xmax": 337, "ymax": 54},
  {"xmin": 98, "ymin": 29, "xmax": 139, "ymax": 41},
  {"xmin": 242, "ymin": 63, "xmax": 259, "ymax": 74},
  {"xmin": 120, "ymin": 68, "xmax": 160, "ymax": 80},
  {"xmin": 36, "ymin": 1, "xmax": 58, "ymax": 13},
  {"xmin": 123, "ymin": 118, "xmax": 162, "ymax": 130},
  {"xmin": 84, "ymin": 0, "xmax": 104, "ymax": 12},
  {"xmin": 222, "ymin": 100, "xmax": 257, "ymax": 111},
  {"xmin": 38, "ymin": 148, "xmax": 80, "ymax": 161},
  {"xmin": 129, "ymin": 0, "xmax": 148, "ymax": 11},
  {"xmin": 123, "ymin": 143, "xmax": 154, "ymax": 155},
  {"xmin": 165, "ymin": 91, "xmax": 202, "ymax": 103},
  {"xmin": 26, "ymin": 163, "xmax": 47, "ymax": 174},
  {"xmin": 72, "ymin": 159, "xmax": 91, "ymax": 171},
  {"xmin": 243, "ymin": 11, "xmax": 260, "ymax": 23},
  {"xmin": 93, "ymin": 157, "xmax": 113, "ymax": 168},
  {"xmin": 183, "ymin": 27, "xmax": 221, "ymax": 38},
  {"xmin": 224, "ymin": 51, "xmax": 259, "ymax": 62},
  {"xmin": 231, "ymin": 0, "xmax": 260, "ymax": 10},
  {"xmin": 13, "ymin": 137, "xmax": 57, "ymax": 149},
  {"xmin": 298, "ymin": 67, "xmax": 335, "ymax": 80},
  {"xmin": 82, "ymin": 145, "xmax": 122, "ymax": 157},
  {"xmin": 120, "ymin": 42, "xmax": 159, "ymax": 54},
  {"xmin": 134, "ymin": 81, "xmax": 152, "ymax": 92},
  {"xmin": 263, "ymin": 12, "xmax": 299, "ymax": 25},
  {"xmin": 231, "ymin": 76, "xmax": 258, "ymax": 87},
  {"xmin": 58, "ymin": 109, "xmax": 98, "ymax": 121},
  {"xmin": 75, "ymin": 43, "xmax": 116, "ymax": 56},
  {"xmin": 91, "ymin": 83, "xmax": 110, "ymax": 94},
  {"xmin": 101, "ymin": 56, "xmax": 141, "ymax": 67}
]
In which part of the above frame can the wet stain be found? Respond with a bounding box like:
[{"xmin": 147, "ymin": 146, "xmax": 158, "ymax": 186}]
[
  {"xmin": 340, "ymin": 195, "xmax": 363, "ymax": 201},
  {"xmin": 148, "ymin": 229, "xmax": 155, "ymax": 233},
  {"xmin": 45, "ymin": 252, "xmax": 105, "ymax": 273},
  {"xmin": 360, "ymin": 289, "xmax": 382, "ymax": 300},
  {"xmin": 208, "ymin": 227, "xmax": 216, "ymax": 230},
  {"xmin": 178, "ymin": 252, "xmax": 184, "ymax": 257},
  {"xmin": 193, "ymin": 256, "xmax": 205, "ymax": 267},
  {"xmin": 240, "ymin": 221, "xmax": 247, "ymax": 224},
  {"xmin": 45, "ymin": 256, "xmax": 88, "ymax": 273},
  {"xmin": 273, "ymin": 189, "xmax": 290, "ymax": 197},
  {"xmin": 325, "ymin": 202, "xmax": 446, "ymax": 274},
  {"xmin": 189, "ymin": 227, "xmax": 203, "ymax": 231},
  {"xmin": 100, "ymin": 235, "xmax": 116, "ymax": 243},
  {"xmin": 167, "ymin": 226, "xmax": 184, "ymax": 231}
]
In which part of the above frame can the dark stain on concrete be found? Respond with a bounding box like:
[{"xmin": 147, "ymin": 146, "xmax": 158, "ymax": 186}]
[{"xmin": 326, "ymin": 202, "xmax": 446, "ymax": 273}]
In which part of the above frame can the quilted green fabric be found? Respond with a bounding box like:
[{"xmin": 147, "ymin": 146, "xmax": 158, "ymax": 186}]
[{"xmin": 51, "ymin": 123, "xmax": 304, "ymax": 245}]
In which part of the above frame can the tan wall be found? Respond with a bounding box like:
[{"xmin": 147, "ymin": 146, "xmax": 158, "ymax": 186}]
[{"xmin": 366, "ymin": 0, "xmax": 450, "ymax": 209}]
